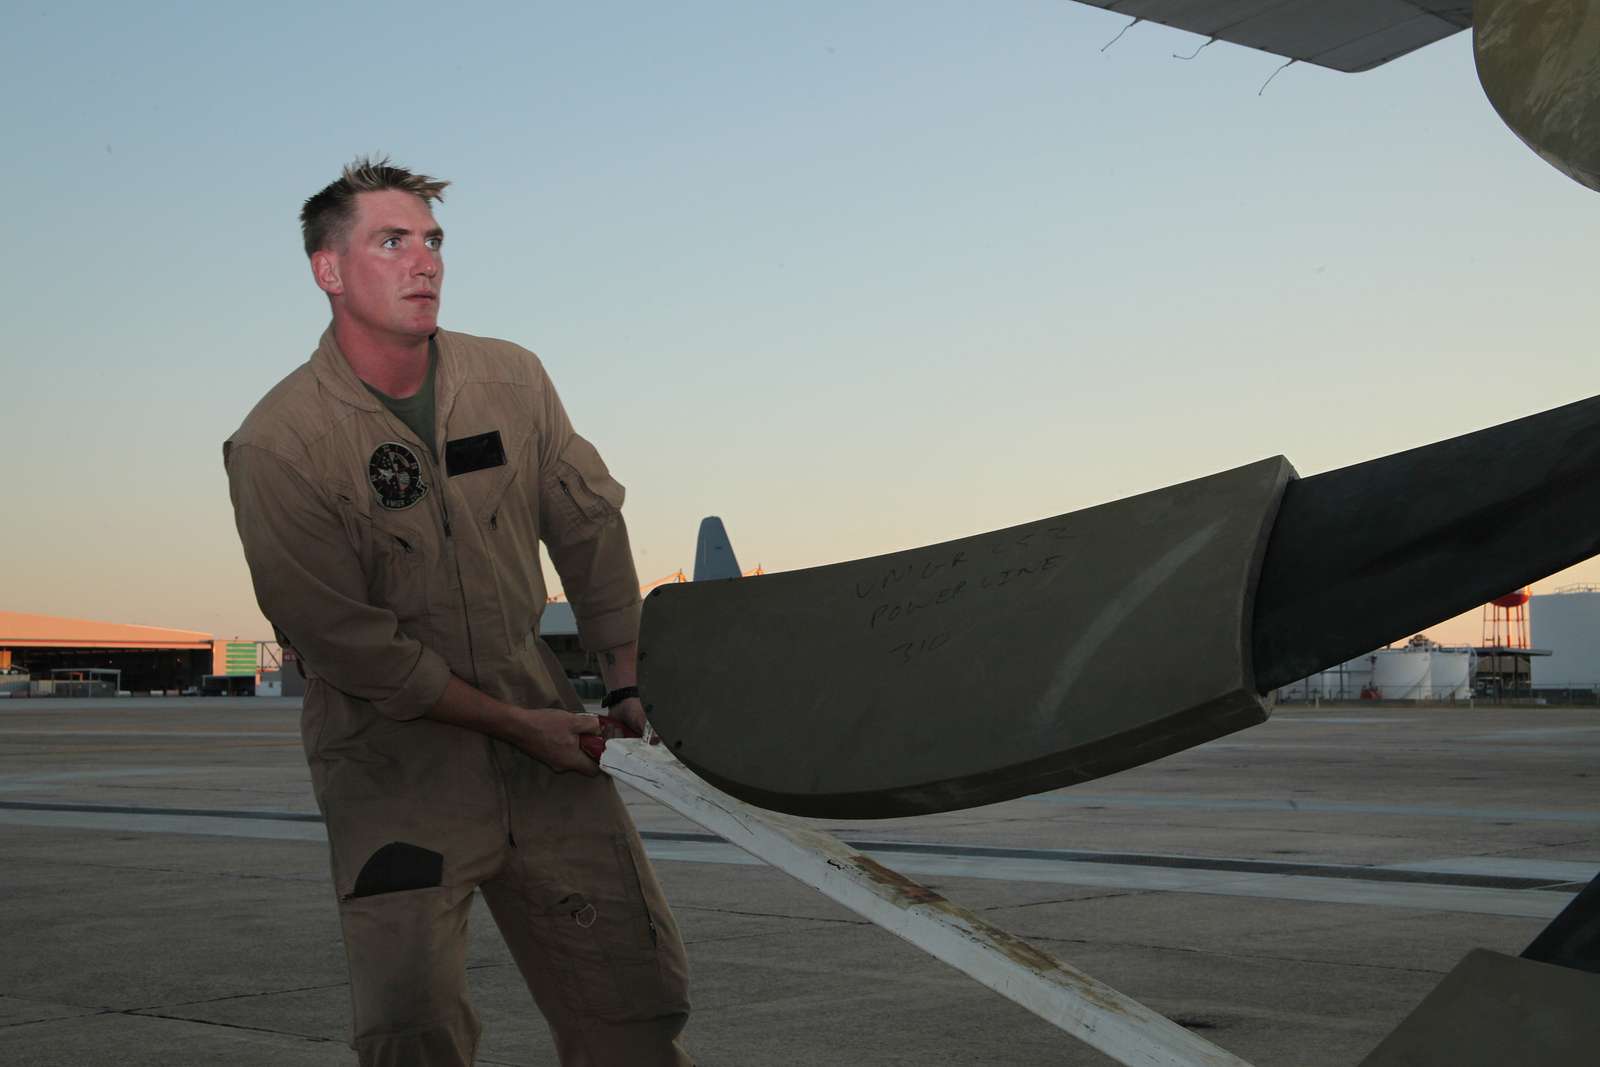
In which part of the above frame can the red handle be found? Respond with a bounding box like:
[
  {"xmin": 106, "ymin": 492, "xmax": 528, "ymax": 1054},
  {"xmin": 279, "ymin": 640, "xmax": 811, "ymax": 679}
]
[{"xmin": 580, "ymin": 714, "xmax": 644, "ymax": 761}]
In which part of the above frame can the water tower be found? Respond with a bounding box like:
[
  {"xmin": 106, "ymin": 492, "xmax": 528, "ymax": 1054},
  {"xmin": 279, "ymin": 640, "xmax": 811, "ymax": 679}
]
[
  {"xmin": 1482, "ymin": 587, "xmax": 1531, "ymax": 649},
  {"xmin": 1478, "ymin": 587, "xmax": 1550, "ymax": 697}
]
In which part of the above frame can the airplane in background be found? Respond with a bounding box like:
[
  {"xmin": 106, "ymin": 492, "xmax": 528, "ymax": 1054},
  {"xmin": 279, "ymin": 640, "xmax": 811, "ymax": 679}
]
[
  {"xmin": 549, "ymin": 517, "xmax": 761, "ymax": 679},
  {"xmin": 636, "ymin": 516, "xmax": 764, "ymax": 593},
  {"xmin": 692, "ymin": 516, "xmax": 744, "ymax": 582}
]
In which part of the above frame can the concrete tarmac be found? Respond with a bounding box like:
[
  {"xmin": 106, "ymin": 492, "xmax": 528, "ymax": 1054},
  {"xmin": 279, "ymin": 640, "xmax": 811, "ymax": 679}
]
[{"xmin": 1, "ymin": 698, "xmax": 1595, "ymax": 1066}]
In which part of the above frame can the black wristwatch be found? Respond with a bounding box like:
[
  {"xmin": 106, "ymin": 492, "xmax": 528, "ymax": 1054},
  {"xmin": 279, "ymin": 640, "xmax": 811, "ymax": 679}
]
[{"xmin": 601, "ymin": 685, "xmax": 640, "ymax": 709}]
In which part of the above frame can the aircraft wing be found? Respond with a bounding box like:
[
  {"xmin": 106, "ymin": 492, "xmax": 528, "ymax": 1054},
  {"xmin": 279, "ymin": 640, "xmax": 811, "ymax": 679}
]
[
  {"xmin": 641, "ymin": 393, "xmax": 1600, "ymax": 818},
  {"xmin": 1072, "ymin": 1, "xmax": 1471, "ymax": 73}
]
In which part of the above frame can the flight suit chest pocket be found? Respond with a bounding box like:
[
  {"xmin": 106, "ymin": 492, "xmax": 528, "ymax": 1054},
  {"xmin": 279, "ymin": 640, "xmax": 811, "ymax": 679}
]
[
  {"xmin": 457, "ymin": 428, "xmax": 529, "ymax": 529},
  {"xmin": 474, "ymin": 433, "xmax": 541, "ymax": 571},
  {"xmin": 544, "ymin": 435, "xmax": 626, "ymax": 546},
  {"xmin": 334, "ymin": 491, "xmax": 432, "ymax": 622}
]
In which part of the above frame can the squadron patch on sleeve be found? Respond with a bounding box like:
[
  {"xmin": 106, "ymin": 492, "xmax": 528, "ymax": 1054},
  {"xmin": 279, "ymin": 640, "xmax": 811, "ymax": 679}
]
[{"xmin": 368, "ymin": 442, "xmax": 429, "ymax": 510}]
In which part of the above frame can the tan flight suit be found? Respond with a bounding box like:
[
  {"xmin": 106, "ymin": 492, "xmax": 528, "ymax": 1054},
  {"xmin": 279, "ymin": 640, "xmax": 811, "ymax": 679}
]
[{"xmin": 224, "ymin": 327, "xmax": 691, "ymax": 1066}]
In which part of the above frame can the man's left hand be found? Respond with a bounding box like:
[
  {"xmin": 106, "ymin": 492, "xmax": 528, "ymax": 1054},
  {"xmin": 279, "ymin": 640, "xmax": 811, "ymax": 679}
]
[{"xmin": 605, "ymin": 696, "xmax": 656, "ymax": 744}]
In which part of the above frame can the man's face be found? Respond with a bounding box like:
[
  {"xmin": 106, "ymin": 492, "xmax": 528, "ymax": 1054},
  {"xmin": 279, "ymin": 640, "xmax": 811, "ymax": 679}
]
[{"xmin": 314, "ymin": 189, "xmax": 444, "ymax": 342}]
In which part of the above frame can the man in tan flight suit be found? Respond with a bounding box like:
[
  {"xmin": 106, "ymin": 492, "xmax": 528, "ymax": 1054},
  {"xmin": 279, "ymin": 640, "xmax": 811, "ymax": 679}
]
[{"xmin": 225, "ymin": 158, "xmax": 691, "ymax": 1066}]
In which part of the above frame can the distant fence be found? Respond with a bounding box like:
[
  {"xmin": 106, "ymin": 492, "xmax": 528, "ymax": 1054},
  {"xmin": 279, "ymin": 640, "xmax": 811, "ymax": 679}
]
[
  {"xmin": 1277, "ymin": 690, "xmax": 1472, "ymax": 705},
  {"xmin": 1521, "ymin": 687, "xmax": 1600, "ymax": 707},
  {"xmin": 15, "ymin": 679, "xmax": 116, "ymax": 698},
  {"xmin": 1277, "ymin": 686, "xmax": 1600, "ymax": 707}
]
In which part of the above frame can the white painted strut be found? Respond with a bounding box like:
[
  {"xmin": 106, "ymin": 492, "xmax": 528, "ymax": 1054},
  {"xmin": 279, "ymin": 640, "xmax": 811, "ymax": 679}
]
[{"xmin": 601, "ymin": 740, "xmax": 1254, "ymax": 1067}]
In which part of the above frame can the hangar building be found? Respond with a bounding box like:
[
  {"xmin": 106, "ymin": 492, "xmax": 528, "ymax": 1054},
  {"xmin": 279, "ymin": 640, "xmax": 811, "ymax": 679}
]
[{"xmin": 0, "ymin": 612, "xmax": 253, "ymax": 694}]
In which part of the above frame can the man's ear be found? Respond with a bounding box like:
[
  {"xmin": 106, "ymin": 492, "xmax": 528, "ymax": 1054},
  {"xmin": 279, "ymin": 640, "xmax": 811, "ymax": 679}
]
[{"xmin": 311, "ymin": 249, "xmax": 343, "ymax": 296}]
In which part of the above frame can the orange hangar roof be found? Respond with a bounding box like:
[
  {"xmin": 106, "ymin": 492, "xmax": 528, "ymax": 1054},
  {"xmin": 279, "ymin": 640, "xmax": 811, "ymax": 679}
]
[{"xmin": 0, "ymin": 611, "xmax": 214, "ymax": 651}]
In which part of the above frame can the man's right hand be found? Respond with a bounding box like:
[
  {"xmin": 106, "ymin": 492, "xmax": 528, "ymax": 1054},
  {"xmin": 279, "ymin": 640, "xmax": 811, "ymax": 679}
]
[
  {"xmin": 425, "ymin": 676, "xmax": 605, "ymax": 776},
  {"xmin": 507, "ymin": 707, "xmax": 605, "ymax": 775}
]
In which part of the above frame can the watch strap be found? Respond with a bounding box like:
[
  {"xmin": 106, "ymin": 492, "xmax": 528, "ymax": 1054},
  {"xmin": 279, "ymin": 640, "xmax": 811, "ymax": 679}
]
[{"xmin": 601, "ymin": 685, "xmax": 640, "ymax": 709}]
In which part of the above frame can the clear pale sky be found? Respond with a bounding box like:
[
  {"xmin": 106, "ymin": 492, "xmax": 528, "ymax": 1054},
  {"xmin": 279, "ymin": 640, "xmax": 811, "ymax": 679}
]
[{"xmin": 4, "ymin": 2, "xmax": 1596, "ymax": 648}]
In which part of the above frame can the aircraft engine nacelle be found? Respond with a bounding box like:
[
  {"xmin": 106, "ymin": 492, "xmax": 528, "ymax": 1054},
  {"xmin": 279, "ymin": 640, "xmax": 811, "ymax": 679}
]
[{"xmin": 1476, "ymin": 0, "xmax": 1600, "ymax": 192}]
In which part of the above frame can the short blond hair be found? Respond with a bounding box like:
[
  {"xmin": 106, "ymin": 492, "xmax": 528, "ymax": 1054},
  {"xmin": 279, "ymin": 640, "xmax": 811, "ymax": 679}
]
[{"xmin": 300, "ymin": 155, "xmax": 449, "ymax": 257}]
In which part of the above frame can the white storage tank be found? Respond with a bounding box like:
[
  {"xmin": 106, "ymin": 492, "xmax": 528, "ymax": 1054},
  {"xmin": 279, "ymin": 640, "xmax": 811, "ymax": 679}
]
[
  {"xmin": 1372, "ymin": 648, "xmax": 1431, "ymax": 700},
  {"xmin": 1428, "ymin": 649, "xmax": 1473, "ymax": 701},
  {"xmin": 1531, "ymin": 588, "xmax": 1600, "ymax": 687},
  {"xmin": 1323, "ymin": 653, "xmax": 1376, "ymax": 699}
]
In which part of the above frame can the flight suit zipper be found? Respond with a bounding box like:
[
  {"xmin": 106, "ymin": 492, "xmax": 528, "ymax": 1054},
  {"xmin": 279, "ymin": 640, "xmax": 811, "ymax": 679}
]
[
  {"xmin": 442, "ymin": 498, "xmax": 480, "ymax": 687},
  {"xmin": 479, "ymin": 508, "xmax": 514, "ymax": 845},
  {"xmin": 372, "ymin": 401, "xmax": 477, "ymax": 686},
  {"xmin": 381, "ymin": 393, "xmax": 512, "ymax": 850},
  {"xmin": 427, "ymin": 427, "xmax": 514, "ymax": 848},
  {"xmin": 415, "ymin": 445, "xmax": 477, "ymax": 689},
  {"xmin": 382, "ymin": 410, "xmax": 510, "ymax": 845}
]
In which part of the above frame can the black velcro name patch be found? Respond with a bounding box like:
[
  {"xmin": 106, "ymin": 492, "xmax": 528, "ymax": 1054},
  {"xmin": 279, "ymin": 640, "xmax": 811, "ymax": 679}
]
[{"xmin": 445, "ymin": 430, "xmax": 507, "ymax": 477}]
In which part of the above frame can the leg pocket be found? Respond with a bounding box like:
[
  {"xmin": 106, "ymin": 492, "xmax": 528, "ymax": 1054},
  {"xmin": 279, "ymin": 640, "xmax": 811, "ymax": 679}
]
[
  {"xmin": 337, "ymin": 884, "xmax": 480, "ymax": 1056},
  {"xmin": 483, "ymin": 831, "xmax": 689, "ymax": 1024}
]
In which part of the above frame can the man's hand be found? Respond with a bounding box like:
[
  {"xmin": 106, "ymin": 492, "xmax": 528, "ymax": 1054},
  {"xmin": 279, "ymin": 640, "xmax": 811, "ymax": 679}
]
[
  {"xmin": 425, "ymin": 676, "xmax": 604, "ymax": 775},
  {"xmin": 606, "ymin": 696, "xmax": 653, "ymax": 743},
  {"xmin": 508, "ymin": 706, "xmax": 605, "ymax": 775}
]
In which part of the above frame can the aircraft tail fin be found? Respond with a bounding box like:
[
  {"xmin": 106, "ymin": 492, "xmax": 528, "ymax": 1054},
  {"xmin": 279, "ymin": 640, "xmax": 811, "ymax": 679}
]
[{"xmin": 693, "ymin": 516, "xmax": 743, "ymax": 581}]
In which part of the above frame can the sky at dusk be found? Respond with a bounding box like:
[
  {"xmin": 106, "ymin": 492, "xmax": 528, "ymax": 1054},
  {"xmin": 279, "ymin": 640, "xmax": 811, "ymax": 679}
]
[{"xmin": 4, "ymin": 2, "xmax": 1598, "ymax": 650}]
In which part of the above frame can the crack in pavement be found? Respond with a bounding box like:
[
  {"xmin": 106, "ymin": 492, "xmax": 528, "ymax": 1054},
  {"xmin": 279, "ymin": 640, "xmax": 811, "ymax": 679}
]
[
  {"xmin": 687, "ymin": 927, "xmax": 857, "ymax": 948},
  {"xmin": 1010, "ymin": 931, "xmax": 1448, "ymax": 977},
  {"xmin": 982, "ymin": 890, "xmax": 1146, "ymax": 912},
  {"xmin": 1, "ymin": 855, "xmax": 327, "ymax": 886},
  {"xmin": 0, "ymin": 989, "xmax": 105, "ymax": 1008},
  {"xmin": 0, "ymin": 1009, "xmax": 121, "ymax": 1034},
  {"xmin": 123, "ymin": 980, "xmax": 351, "ymax": 1013},
  {"xmin": 675, "ymin": 903, "xmax": 865, "ymax": 926},
  {"xmin": 122, "ymin": 1007, "xmax": 341, "ymax": 1044}
]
